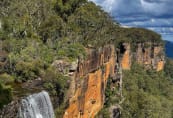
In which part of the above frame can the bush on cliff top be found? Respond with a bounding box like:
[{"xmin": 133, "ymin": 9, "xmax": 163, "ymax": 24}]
[{"xmin": 115, "ymin": 27, "xmax": 163, "ymax": 44}]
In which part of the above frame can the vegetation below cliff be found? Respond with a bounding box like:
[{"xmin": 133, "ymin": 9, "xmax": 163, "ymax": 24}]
[
  {"xmin": 97, "ymin": 59, "xmax": 173, "ymax": 118},
  {"xmin": 121, "ymin": 62, "xmax": 173, "ymax": 118}
]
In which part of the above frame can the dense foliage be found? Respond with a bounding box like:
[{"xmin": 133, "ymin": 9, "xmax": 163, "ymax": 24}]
[
  {"xmin": 121, "ymin": 63, "xmax": 173, "ymax": 118},
  {"xmin": 0, "ymin": 83, "xmax": 12, "ymax": 108},
  {"xmin": 164, "ymin": 58, "xmax": 173, "ymax": 80},
  {"xmin": 96, "ymin": 76, "xmax": 120, "ymax": 118},
  {"xmin": 43, "ymin": 66, "xmax": 70, "ymax": 117},
  {"xmin": 97, "ymin": 60, "xmax": 173, "ymax": 118}
]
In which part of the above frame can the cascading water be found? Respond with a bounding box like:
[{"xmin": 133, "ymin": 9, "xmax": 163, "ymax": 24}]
[{"xmin": 19, "ymin": 91, "xmax": 55, "ymax": 118}]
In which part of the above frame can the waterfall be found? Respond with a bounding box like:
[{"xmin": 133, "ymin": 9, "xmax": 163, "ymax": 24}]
[{"xmin": 19, "ymin": 91, "xmax": 55, "ymax": 118}]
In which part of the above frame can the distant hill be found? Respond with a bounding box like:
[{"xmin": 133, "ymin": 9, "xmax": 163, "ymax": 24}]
[{"xmin": 165, "ymin": 41, "xmax": 173, "ymax": 58}]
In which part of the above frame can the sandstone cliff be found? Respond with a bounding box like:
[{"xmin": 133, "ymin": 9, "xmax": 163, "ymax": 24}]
[
  {"xmin": 120, "ymin": 43, "xmax": 131, "ymax": 70},
  {"xmin": 64, "ymin": 45, "xmax": 116, "ymax": 118},
  {"xmin": 120, "ymin": 42, "xmax": 164, "ymax": 71},
  {"xmin": 64, "ymin": 42, "xmax": 165, "ymax": 118}
]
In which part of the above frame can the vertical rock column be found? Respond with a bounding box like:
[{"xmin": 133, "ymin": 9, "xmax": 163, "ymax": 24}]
[
  {"xmin": 134, "ymin": 42, "xmax": 165, "ymax": 71},
  {"xmin": 153, "ymin": 46, "xmax": 165, "ymax": 71},
  {"xmin": 64, "ymin": 45, "xmax": 116, "ymax": 118},
  {"xmin": 121, "ymin": 43, "xmax": 131, "ymax": 70}
]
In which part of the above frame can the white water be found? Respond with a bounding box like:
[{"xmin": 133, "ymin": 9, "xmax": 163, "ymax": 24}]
[{"xmin": 19, "ymin": 91, "xmax": 55, "ymax": 118}]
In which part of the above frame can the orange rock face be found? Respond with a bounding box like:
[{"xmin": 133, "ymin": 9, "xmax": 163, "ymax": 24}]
[
  {"xmin": 121, "ymin": 51, "xmax": 131, "ymax": 70},
  {"xmin": 157, "ymin": 61, "xmax": 164, "ymax": 71},
  {"xmin": 154, "ymin": 46, "xmax": 165, "ymax": 71},
  {"xmin": 136, "ymin": 43, "xmax": 165, "ymax": 71},
  {"xmin": 64, "ymin": 45, "xmax": 115, "ymax": 118},
  {"xmin": 136, "ymin": 43, "xmax": 152, "ymax": 66},
  {"xmin": 63, "ymin": 43, "xmax": 165, "ymax": 118},
  {"xmin": 121, "ymin": 43, "xmax": 131, "ymax": 70}
]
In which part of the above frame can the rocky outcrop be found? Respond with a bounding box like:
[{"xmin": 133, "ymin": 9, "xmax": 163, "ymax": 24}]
[
  {"xmin": 109, "ymin": 105, "xmax": 121, "ymax": 118},
  {"xmin": 120, "ymin": 43, "xmax": 131, "ymax": 70},
  {"xmin": 64, "ymin": 45, "xmax": 116, "ymax": 118},
  {"xmin": 77, "ymin": 45, "xmax": 115, "ymax": 77},
  {"xmin": 52, "ymin": 59, "xmax": 78, "ymax": 76},
  {"xmin": 135, "ymin": 42, "xmax": 165, "ymax": 71},
  {"xmin": 0, "ymin": 100, "xmax": 20, "ymax": 118},
  {"xmin": 119, "ymin": 42, "xmax": 165, "ymax": 71}
]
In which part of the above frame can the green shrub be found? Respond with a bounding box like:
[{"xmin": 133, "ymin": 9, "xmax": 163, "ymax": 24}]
[
  {"xmin": 0, "ymin": 83, "xmax": 13, "ymax": 109},
  {"xmin": 43, "ymin": 66, "xmax": 70, "ymax": 104},
  {"xmin": 121, "ymin": 63, "xmax": 173, "ymax": 118},
  {"xmin": 164, "ymin": 58, "xmax": 173, "ymax": 79},
  {"xmin": 0, "ymin": 73, "xmax": 14, "ymax": 85},
  {"xmin": 15, "ymin": 59, "xmax": 45, "ymax": 81},
  {"xmin": 96, "ymin": 108, "xmax": 110, "ymax": 118},
  {"xmin": 57, "ymin": 43, "xmax": 86, "ymax": 61}
]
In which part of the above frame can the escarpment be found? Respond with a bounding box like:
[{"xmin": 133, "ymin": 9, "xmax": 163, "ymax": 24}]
[
  {"xmin": 119, "ymin": 42, "xmax": 165, "ymax": 71},
  {"xmin": 64, "ymin": 45, "xmax": 116, "ymax": 118},
  {"xmin": 135, "ymin": 42, "xmax": 165, "ymax": 71},
  {"xmin": 0, "ymin": 41, "xmax": 165, "ymax": 118},
  {"xmin": 119, "ymin": 43, "xmax": 131, "ymax": 70},
  {"xmin": 64, "ymin": 41, "xmax": 165, "ymax": 118}
]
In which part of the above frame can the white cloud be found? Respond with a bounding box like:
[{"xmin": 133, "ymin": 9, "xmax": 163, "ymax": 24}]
[
  {"xmin": 90, "ymin": 0, "xmax": 173, "ymax": 41},
  {"xmin": 151, "ymin": 19, "xmax": 155, "ymax": 23}
]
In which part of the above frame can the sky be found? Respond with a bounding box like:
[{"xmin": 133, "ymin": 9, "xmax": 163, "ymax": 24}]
[{"xmin": 90, "ymin": 0, "xmax": 173, "ymax": 41}]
